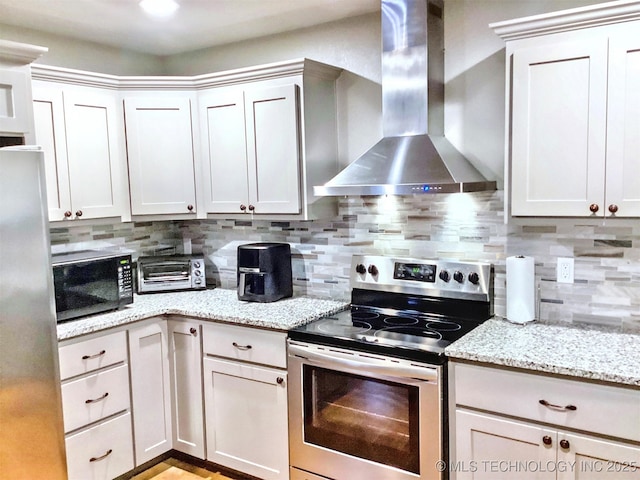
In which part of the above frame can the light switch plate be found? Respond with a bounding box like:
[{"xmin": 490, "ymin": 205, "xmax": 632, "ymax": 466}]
[{"xmin": 557, "ymin": 257, "xmax": 574, "ymax": 283}]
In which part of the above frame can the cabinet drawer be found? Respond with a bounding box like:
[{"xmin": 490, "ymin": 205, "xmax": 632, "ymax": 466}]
[
  {"xmin": 61, "ymin": 364, "xmax": 130, "ymax": 433},
  {"xmin": 202, "ymin": 323, "xmax": 286, "ymax": 368},
  {"xmin": 65, "ymin": 412, "xmax": 134, "ymax": 480},
  {"xmin": 59, "ymin": 331, "xmax": 127, "ymax": 380},
  {"xmin": 454, "ymin": 363, "xmax": 640, "ymax": 442}
]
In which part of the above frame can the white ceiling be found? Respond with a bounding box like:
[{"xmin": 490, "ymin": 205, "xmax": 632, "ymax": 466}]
[{"xmin": 0, "ymin": 0, "xmax": 380, "ymax": 56}]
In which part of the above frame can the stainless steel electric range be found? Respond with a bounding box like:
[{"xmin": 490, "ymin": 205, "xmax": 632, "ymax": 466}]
[{"xmin": 287, "ymin": 255, "xmax": 493, "ymax": 480}]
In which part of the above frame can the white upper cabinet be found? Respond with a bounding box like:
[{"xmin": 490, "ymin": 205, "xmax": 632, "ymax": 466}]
[
  {"xmin": 0, "ymin": 40, "xmax": 46, "ymax": 138},
  {"xmin": 200, "ymin": 84, "xmax": 301, "ymax": 215},
  {"xmin": 32, "ymin": 76, "xmax": 128, "ymax": 222},
  {"xmin": 492, "ymin": 2, "xmax": 640, "ymax": 218},
  {"xmin": 124, "ymin": 95, "xmax": 198, "ymax": 216},
  {"xmin": 30, "ymin": 58, "xmax": 341, "ymax": 222},
  {"xmin": 605, "ymin": 30, "xmax": 640, "ymax": 217},
  {"xmin": 197, "ymin": 59, "xmax": 342, "ymax": 220}
]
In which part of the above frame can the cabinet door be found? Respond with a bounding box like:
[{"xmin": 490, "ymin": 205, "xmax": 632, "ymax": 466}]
[
  {"xmin": 510, "ymin": 39, "xmax": 608, "ymax": 217},
  {"xmin": 129, "ymin": 320, "xmax": 173, "ymax": 465},
  {"xmin": 0, "ymin": 68, "xmax": 31, "ymax": 134},
  {"xmin": 605, "ymin": 32, "xmax": 640, "ymax": 217},
  {"xmin": 199, "ymin": 88, "xmax": 250, "ymax": 214},
  {"xmin": 455, "ymin": 409, "xmax": 556, "ymax": 480},
  {"xmin": 63, "ymin": 89, "xmax": 124, "ymax": 219},
  {"xmin": 124, "ymin": 97, "xmax": 197, "ymax": 216},
  {"xmin": 245, "ymin": 84, "xmax": 301, "ymax": 214},
  {"xmin": 168, "ymin": 320, "xmax": 204, "ymax": 459},
  {"xmin": 32, "ymin": 85, "xmax": 72, "ymax": 221},
  {"xmin": 204, "ymin": 357, "xmax": 289, "ymax": 480},
  {"xmin": 557, "ymin": 432, "xmax": 640, "ymax": 480}
]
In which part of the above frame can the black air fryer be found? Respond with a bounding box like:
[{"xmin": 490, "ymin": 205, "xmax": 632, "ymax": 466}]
[{"xmin": 237, "ymin": 243, "xmax": 293, "ymax": 302}]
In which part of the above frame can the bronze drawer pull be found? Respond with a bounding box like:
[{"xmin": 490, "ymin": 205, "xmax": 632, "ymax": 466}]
[
  {"xmin": 539, "ymin": 399, "xmax": 577, "ymax": 411},
  {"xmin": 82, "ymin": 350, "xmax": 106, "ymax": 360},
  {"xmin": 85, "ymin": 392, "xmax": 109, "ymax": 404},
  {"xmin": 232, "ymin": 342, "xmax": 252, "ymax": 351},
  {"xmin": 89, "ymin": 449, "xmax": 113, "ymax": 462}
]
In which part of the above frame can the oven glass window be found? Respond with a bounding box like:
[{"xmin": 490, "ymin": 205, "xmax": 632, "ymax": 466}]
[{"xmin": 302, "ymin": 365, "xmax": 420, "ymax": 474}]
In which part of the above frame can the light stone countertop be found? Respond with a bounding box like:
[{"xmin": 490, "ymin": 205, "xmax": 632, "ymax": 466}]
[
  {"xmin": 445, "ymin": 318, "xmax": 640, "ymax": 387},
  {"xmin": 57, "ymin": 288, "xmax": 348, "ymax": 341}
]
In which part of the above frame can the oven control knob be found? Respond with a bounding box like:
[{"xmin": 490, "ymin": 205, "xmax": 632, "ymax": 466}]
[
  {"xmin": 355, "ymin": 263, "xmax": 367, "ymax": 275},
  {"xmin": 453, "ymin": 271, "xmax": 464, "ymax": 283},
  {"xmin": 439, "ymin": 270, "xmax": 450, "ymax": 282},
  {"xmin": 468, "ymin": 272, "xmax": 480, "ymax": 284},
  {"xmin": 368, "ymin": 265, "xmax": 379, "ymax": 276}
]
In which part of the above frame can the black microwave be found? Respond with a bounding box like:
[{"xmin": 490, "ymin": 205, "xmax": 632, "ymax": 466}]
[{"xmin": 52, "ymin": 250, "xmax": 133, "ymax": 322}]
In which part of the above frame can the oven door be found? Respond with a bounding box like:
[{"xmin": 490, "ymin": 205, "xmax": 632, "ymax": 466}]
[{"xmin": 288, "ymin": 340, "xmax": 443, "ymax": 480}]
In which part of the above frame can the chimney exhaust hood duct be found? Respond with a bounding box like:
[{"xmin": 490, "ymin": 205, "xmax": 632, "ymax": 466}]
[{"xmin": 314, "ymin": 0, "xmax": 496, "ymax": 196}]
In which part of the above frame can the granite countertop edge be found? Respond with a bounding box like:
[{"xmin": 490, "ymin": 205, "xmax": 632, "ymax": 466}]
[
  {"xmin": 445, "ymin": 318, "xmax": 640, "ymax": 388},
  {"xmin": 57, "ymin": 288, "xmax": 349, "ymax": 341}
]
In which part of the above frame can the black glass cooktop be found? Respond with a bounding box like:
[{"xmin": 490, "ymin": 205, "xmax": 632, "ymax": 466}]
[{"xmin": 289, "ymin": 305, "xmax": 485, "ymax": 363}]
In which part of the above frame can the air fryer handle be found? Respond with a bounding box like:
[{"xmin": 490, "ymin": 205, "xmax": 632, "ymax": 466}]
[{"xmin": 238, "ymin": 272, "xmax": 247, "ymax": 294}]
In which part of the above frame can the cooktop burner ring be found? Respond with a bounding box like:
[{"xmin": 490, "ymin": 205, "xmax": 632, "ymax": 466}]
[
  {"xmin": 351, "ymin": 311, "xmax": 380, "ymax": 321},
  {"xmin": 316, "ymin": 319, "xmax": 372, "ymax": 336},
  {"xmin": 426, "ymin": 320, "xmax": 462, "ymax": 332},
  {"xmin": 374, "ymin": 326, "xmax": 443, "ymax": 340},
  {"xmin": 383, "ymin": 316, "xmax": 419, "ymax": 326}
]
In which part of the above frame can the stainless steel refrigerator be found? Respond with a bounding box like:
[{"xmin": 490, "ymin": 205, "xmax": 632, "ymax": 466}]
[{"xmin": 0, "ymin": 147, "xmax": 67, "ymax": 478}]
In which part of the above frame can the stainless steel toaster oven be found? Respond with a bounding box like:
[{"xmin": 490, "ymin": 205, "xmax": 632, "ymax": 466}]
[{"xmin": 137, "ymin": 255, "xmax": 206, "ymax": 293}]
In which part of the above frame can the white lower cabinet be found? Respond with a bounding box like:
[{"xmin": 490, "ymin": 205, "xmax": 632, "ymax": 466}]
[
  {"xmin": 168, "ymin": 318, "xmax": 205, "ymax": 459},
  {"xmin": 128, "ymin": 319, "xmax": 173, "ymax": 466},
  {"xmin": 203, "ymin": 324, "xmax": 290, "ymax": 480},
  {"xmin": 451, "ymin": 362, "xmax": 640, "ymax": 480},
  {"xmin": 65, "ymin": 412, "xmax": 134, "ymax": 480},
  {"xmin": 58, "ymin": 331, "xmax": 133, "ymax": 480}
]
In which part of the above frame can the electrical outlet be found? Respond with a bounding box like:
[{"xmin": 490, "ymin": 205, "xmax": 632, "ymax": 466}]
[{"xmin": 557, "ymin": 257, "xmax": 574, "ymax": 284}]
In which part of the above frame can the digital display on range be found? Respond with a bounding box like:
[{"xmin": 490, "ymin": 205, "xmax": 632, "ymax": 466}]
[{"xmin": 393, "ymin": 262, "xmax": 436, "ymax": 282}]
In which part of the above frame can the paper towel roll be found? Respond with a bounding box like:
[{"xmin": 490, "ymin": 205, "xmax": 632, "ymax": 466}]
[{"xmin": 506, "ymin": 255, "xmax": 536, "ymax": 324}]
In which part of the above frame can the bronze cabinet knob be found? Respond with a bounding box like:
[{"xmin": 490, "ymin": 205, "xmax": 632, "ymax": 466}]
[
  {"xmin": 75, "ymin": 210, "xmax": 83, "ymax": 217},
  {"xmin": 589, "ymin": 203, "xmax": 599, "ymax": 213},
  {"xmin": 187, "ymin": 204, "xmax": 194, "ymax": 211},
  {"xmin": 542, "ymin": 435, "xmax": 552, "ymax": 446},
  {"xmin": 608, "ymin": 204, "xmax": 619, "ymax": 214},
  {"xmin": 64, "ymin": 210, "xmax": 72, "ymax": 218},
  {"xmin": 559, "ymin": 439, "xmax": 570, "ymax": 450},
  {"xmin": 248, "ymin": 204, "xmax": 255, "ymax": 212},
  {"xmin": 240, "ymin": 204, "xmax": 247, "ymax": 211},
  {"xmin": 190, "ymin": 327, "xmax": 197, "ymax": 336}
]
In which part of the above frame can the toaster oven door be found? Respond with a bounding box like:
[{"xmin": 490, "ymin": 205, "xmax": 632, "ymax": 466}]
[{"xmin": 138, "ymin": 260, "xmax": 192, "ymax": 293}]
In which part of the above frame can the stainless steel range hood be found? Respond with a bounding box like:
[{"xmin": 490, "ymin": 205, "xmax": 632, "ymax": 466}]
[{"xmin": 314, "ymin": 0, "xmax": 496, "ymax": 196}]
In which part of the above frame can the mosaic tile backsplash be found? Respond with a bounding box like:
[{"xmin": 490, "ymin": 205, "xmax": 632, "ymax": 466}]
[{"xmin": 50, "ymin": 191, "xmax": 640, "ymax": 332}]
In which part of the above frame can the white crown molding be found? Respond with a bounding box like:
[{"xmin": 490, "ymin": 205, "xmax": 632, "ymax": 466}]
[
  {"xmin": 31, "ymin": 64, "xmax": 121, "ymax": 89},
  {"xmin": 490, "ymin": 0, "xmax": 640, "ymax": 41},
  {"xmin": 31, "ymin": 58, "xmax": 343, "ymax": 91},
  {"xmin": 0, "ymin": 39, "xmax": 48, "ymax": 66}
]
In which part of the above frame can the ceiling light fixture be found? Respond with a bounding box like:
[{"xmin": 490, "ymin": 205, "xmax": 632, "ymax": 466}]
[{"xmin": 139, "ymin": 0, "xmax": 179, "ymax": 18}]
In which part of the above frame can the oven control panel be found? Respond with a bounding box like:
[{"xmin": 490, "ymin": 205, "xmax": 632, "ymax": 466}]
[
  {"xmin": 351, "ymin": 255, "xmax": 492, "ymax": 302},
  {"xmin": 393, "ymin": 262, "xmax": 436, "ymax": 282}
]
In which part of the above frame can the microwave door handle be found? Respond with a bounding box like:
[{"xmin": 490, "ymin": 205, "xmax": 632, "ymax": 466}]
[{"xmin": 288, "ymin": 343, "xmax": 438, "ymax": 382}]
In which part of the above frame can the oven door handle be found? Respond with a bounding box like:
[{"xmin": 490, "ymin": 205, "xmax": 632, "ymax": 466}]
[{"xmin": 288, "ymin": 343, "xmax": 439, "ymax": 382}]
